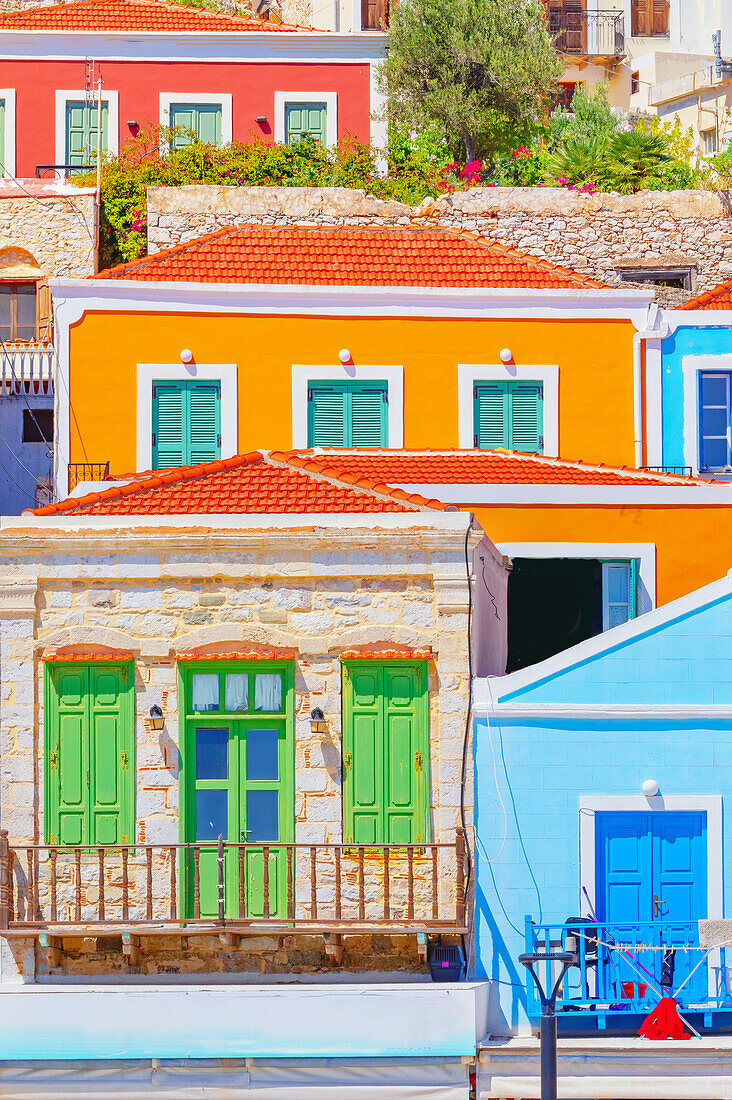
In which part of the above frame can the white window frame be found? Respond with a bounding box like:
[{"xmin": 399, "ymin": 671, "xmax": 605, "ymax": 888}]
[
  {"xmin": 274, "ymin": 92, "xmax": 338, "ymax": 146},
  {"xmin": 458, "ymin": 363, "xmax": 559, "ymax": 455},
  {"xmin": 579, "ymin": 793, "xmax": 723, "ymax": 995},
  {"xmin": 291, "ymin": 363, "xmax": 403, "ymax": 448},
  {"xmin": 54, "ymin": 89, "xmax": 119, "ymax": 171},
  {"xmin": 682, "ymin": 354, "xmax": 732, "ymax": 475},
  {"xmin": 0, "ymin": 89, "xmax": 16, "ymax": 178},
  {"xmin": 136, "ymin": 363, "xmax": 237, "ymax": 473},
  {"xmin": 159, "ymin": 93, "xmax": 233, "ymax": 146},
  {"xmin": 495, "ymin": 541, "xmax": 655, "ymax": 617}
]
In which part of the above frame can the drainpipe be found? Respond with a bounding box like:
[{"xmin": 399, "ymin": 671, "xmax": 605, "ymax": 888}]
[{"xmin": 633, "ymin": 303, "xmax": 670, "ymax": 469}]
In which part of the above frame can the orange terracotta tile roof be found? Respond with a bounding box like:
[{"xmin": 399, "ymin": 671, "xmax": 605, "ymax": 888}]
[
  {"xmin": 341, "ymin": 644, "xmax": 431, "ymax": 659},
  {"xmin": 283, "ymin": 449, "xmax": 720, "ymax": 487},
  {"xmin": 0, "ymin": 0, "xmax": 314, "ymax": 32},
  {"xmin": 176, "ymin": 646, "xmax": 295, "ymax": 659},
  {"xmin": 43, "ymin": 650, "xmax": 133, "ymax": 661},
  {"xmin": 29, "ymin": 450, "xmax": 448, "ymax": 517},
  {"xmin": 677, "ymin": 276, "xmax": 732, "ymax": 311},
  {"xmin": 93, "ymin": 224, "xmax": 609, "ymax": 289}
]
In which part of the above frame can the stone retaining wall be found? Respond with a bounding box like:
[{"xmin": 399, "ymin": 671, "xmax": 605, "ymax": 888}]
[
  {"xmin": 0, "ymin": 183, "xmax": 96, "ymax": 279},
  {"xmin": 147, "ymin": 184, "xmax": 732, "ymax": 299}
]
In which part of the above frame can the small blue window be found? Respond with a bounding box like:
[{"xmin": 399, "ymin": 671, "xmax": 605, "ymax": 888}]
[{"xmin": 699, "ymin": 372, "xmax": 731, "ymax": 471}]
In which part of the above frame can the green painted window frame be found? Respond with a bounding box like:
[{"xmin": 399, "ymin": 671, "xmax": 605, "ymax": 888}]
[
  {"xmin": 43, "ymin": 661, "xmax": 134, "ymax": 846},
  {"xmin": 64, "ymin": 99, "xmax": 110, "ymax": 168},
  {"xmin": 473, "ymin": 380, "xmax": 544, "ymax": 453},
  {"xmin": 178, "ymin": 660, "xmax": 295, "ymax": 848},
  {"xmin": 307, "ymin": 380, "xmax": 388, "ymax": 448},
  {"xmin": 151, "ymin": 378, "xmax": 221, "ymax": 470},
  {"xmin": 284, "ymin": 101, "xmax": 327, "ymax": 144},
  {"xmin": 341, "ymin": 659, "xmax": 430, "ymax": 845},
  {"xmin": 168, "ymin": 102, "xmax": 224, "ymax": 150}
]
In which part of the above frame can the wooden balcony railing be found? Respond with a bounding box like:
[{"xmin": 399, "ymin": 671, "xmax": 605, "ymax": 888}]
[{"xmin": 0, "ymin": 830, "xmax": 467, "ymax": 938}]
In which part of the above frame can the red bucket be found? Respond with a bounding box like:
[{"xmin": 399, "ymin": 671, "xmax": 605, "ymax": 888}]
[{"xmin": 621, "ymin": 981, "xmax": 647, "ymax": 999}]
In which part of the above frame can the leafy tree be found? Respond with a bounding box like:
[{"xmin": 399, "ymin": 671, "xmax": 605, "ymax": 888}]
[{"xmin": 381, "ymin": 0, "xmax": 563, "ymax": 162}]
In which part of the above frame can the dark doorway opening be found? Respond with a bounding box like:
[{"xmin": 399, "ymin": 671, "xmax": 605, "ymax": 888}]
[{"xmin": 507, "ymin": 558, "xmax": 604, "ymax": 672}]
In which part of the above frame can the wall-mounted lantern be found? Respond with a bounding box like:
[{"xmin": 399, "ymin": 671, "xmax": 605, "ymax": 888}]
[
  {"xmin": 149, "ymin": 704, "xmax": 165, "ymax": 731},
  {"xmin": 310, "ymin": 706, "xmax": 326, "ymax": 734}
]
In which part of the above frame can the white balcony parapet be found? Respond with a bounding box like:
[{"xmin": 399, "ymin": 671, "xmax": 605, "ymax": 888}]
[{"xmin": 0, "ymin": 341, "xmax": 54, "ymax": 397}]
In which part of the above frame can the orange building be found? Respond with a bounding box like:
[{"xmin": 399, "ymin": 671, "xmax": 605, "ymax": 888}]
[{"xmin": 51, "ymin": 224, "xmax": 654, "ymax": 495}]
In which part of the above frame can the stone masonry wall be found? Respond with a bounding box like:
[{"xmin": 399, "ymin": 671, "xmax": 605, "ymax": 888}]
[
  {"xmin": 146, "ymin": 184, "xmax": 732, "ymax": 302},
  {"xmin": 0, "ymin": 184, "xmax": 96, "ymax": 279},
  {"xmin": 0, "ymin": 521, "xmax": 478, "ymax": 980}
]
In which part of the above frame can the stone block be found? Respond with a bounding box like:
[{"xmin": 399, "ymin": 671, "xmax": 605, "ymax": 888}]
[{"xmin": 120, "ymin": 587, "xmax": 163, "ymax": 610}]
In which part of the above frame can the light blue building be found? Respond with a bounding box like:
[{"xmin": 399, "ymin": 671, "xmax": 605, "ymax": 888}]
[
  {"xmin": 473, "ymin": 571, "xmax": 732, "ymax": 1054},
  {"xmin": 650, "ymin": 287, "xmax": 732, "ymax": 477},
  {"xmin": 0, "ymin": 346, "xmax": 54, "ymax": 513}
]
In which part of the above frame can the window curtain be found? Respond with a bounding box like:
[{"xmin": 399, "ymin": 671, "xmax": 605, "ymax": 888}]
[
  {"xmin": 191, "ymin": 673, "xmax": 219, "ymax": 712},
  {"xmin": 225, "ymin": 673, "xmax": 248, "ymax": 711},
  {"xmin": 254, "ymin": 674, "xmax": 282, "ymax": 712}
]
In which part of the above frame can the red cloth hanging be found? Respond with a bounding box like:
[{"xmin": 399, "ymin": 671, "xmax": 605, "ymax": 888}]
[{"xmin": 638, "ymin": 997, "xmax": 691, "ymax": 1040}]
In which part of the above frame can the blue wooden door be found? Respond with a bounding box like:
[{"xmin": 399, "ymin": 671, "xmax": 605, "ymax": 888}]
[{"xmin": 596, "ymin": 812, "xmax": 707, "ymax": 1004}]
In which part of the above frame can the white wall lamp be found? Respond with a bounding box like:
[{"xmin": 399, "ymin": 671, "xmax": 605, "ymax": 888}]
[
  {"xmin": 642, "ymin": 779, "xmax": 659, "ymax": 797},
  {"xmin": 499, "ymin": 348, "xmax": 513, "ymax": 363},
  {"xmin": 180, "ymin": 349, "xmax": 194, "ymax": 365},
  {"xmin": 338, "ymin": 348, "xmax": 352, "ymax": 364}
]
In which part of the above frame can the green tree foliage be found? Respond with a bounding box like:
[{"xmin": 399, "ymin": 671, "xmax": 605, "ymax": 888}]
[{"xmin": 380, "ymin": 0, "xmax": 563, "ymax": 162}]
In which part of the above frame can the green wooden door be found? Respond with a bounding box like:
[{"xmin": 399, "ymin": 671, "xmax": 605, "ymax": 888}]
[
  {"xmin": 284, "ymin": 102, "xmax": 327, "ymax": 144},
  {"xmin": 169, "ymin": 103, "xmax": 223, "ymax": 149},
  {"xmin": 65, "ymin": 99, "xmax": 109, "ymax": 167},
  {"xmin": 342, "ymin": 662, "xmax": 428, "ymax": 845},
  {"xmin": 45, "ymin": 663, "xmax": 133, "ymax": 845},
  {"xmin": 474, "ymin": 381, "xmax": 543, "ymax": 453},
  {"xmin": 183, "ymin": 664, "xmax": 294, "ymax": 920},
  {"xmin": 152, "ymin": 380, "xmax": 221, "ymax": 470}
]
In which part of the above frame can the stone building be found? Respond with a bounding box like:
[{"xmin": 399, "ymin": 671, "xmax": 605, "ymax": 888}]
[{"xmin": 0, "ymin": 448, "xmax": 503, "ymax": 1096}]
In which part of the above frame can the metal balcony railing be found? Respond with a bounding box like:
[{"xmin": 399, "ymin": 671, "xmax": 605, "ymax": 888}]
[
  {"xmin": 548, "ymin": 10, "xmax": 624, "ymax": 57},
  {"xmin": 0, "ymin": 830, "xmax": 468, "ymax": 938},
  {"xmin": 0, "ymin": 342, "xmax": 54, "ymax": 396},
  {"xmin": 524, "ymin": 917, "xmax": 726, "ymax": 1026},
  {"xmin": 68, "ymin": 462, "xmax": 111, "ymax": 490}
]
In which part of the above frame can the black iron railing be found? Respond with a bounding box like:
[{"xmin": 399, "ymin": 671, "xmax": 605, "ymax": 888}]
[
  {"xmin": 548, "ymin": 10, "xmax": 624, "ymax": 56},
  {"xmin": 68, "ymin": 463, "xmax": 110, "ymax": 490}
]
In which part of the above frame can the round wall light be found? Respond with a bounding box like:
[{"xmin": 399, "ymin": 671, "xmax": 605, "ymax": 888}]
[
  {"xmin": 180, "ymin": 349, "xmax": 194, "ymax": 364},
  {"xmin": 499, "ymin": 348, "xmax": 513, "ymax": 363},
  {"xmin": 642, "ymin": 778, "xmax": 659, "ymax": 797},
  {"xmin": 338, "ymin": 348, "xmax": 352, "ymax": 364}
]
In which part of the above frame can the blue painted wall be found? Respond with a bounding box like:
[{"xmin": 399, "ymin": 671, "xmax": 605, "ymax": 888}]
[
  {"xmin": 660, "ymin": 324, "xmax": 732, "ymax": 472},
  {"xmin": 473, "ymin": 587, "xmax": 732, "ymax": 1031},
  {"xmin": 0, "ymin": 394, "xmax": 53, "ymax": 514}
]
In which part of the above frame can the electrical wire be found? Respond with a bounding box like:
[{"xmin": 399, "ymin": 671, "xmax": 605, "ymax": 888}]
[{"xmin": 460, "ymin": 514, "xmax": 474, "ymax": 893}]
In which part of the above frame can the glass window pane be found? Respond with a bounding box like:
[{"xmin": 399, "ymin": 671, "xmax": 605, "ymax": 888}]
[
  {"xmin": 606, "ymin": 565, "xmax": 629, "ymax": 605},
  {"xmin": 254, "ymin": 673, "xmax": 282, "ymax": 712},
  {"xmin": 191, "ymin": 673, "xmax": 219, "ymax": 712},
  {"xmin": 225, "ymin": 673, "xmax": 249, "ymax": 711},
  {"xmin": 246, "ymin": 790, "xmax": 279, "ymax": 842},
  {"xmin": 246, "ymin": 728, "xmax": 279, "ymax": 781},
  {"xmin": 195, "ymin": 727, "xmax": 228, "ymax": 780},
  {"xmin": 701, "ymin": 408, "xmax": 728, "ymax": 436},
  {"xmin": 608, "ymin": 605, "xmax": 630, "ymax": 629},
  {"xmin": 0, "ymin": 287, "xmax": 11, "ymax": 328},
  {"xmin": 702, "ymin": 437, "xmax": 728, "ymax": 469},
  {"xmin": 701, "ymin": 374, "xmax": 728, "ymax": 406},
  {"xmin": 196, "ymin": 788, "xmax": 227, "ymax": 841},
  {"xmin": 15, "ymin": 284, "xmax": 36, "ymax": 338}
]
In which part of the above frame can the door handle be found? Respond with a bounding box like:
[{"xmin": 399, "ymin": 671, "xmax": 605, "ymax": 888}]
[
  {"xmin": 240, "ymin": 829, "xmax": 251, "ymax": 839},
  {"xmin": 654, "ymin": 894, "xmax": 665, "ymax": 917}
]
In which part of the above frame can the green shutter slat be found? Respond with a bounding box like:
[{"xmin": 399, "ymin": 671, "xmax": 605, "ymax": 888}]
[
  {"xmin": 350, "ymin": 388, "xmax": 388, "ymax": 448},
  {"xmin": 170, "ymin": 103, "xmax": 223, "ymax": 150},
  {"xmin": 475, "ymin": 384, "xmax": 509, "ymax": 450},
  {"xmin": 308, "ymin": 387, "xmax": 346, "ymax": 446},
  {"xmin": 284, "ymin": 102, "xmax": 327, "ymax": 144},
  {"xmin": 153, "ymin": 383, "xmax": 186, "ymax": 469},
  {"xmin": 510, "ymin": 384, "xmax": 543, "ymax": 453},
  {"xmin": 188, "ymin": 383, "xmax": 221, "ymax": 464}
]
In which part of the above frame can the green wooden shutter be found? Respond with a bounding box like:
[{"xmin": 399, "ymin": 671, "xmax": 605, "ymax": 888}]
[
  {"xmin": 153, "ymin": 382, "xmax": 186, "ymax": 469},
  {"xmin": 509, "ymin": 383, "xmax": 543, "ymax": 453},
  {"xmin": 474, "ymin": 381, "xmax": 543, "ymax": 453},
  {"xmin": 308, "ymin": 386, "xmax": 347, "ymax": 446},
  {"xmin": 88, "ymin": 664, "xmax": 131, "ymax": 846},
  {"xmin": 343, "ymin": 662, "xmax": 428, "ymax": 845},
  {"xmin": 350, "ymin": 388, "xmax": 388, "ymax": 447},
  {"xmin": 383, "ymin": 664, "xmax": 426, "ymax": 844},
  {"xmin": 65, "ymin": 100, "xmax": 109, "ymax": 167},
  {"xmin": 170, "ymin": 103, "xmax": 223, "ymax": 149},
  {"xmin": 343, "ymin": 664, "xmax": 384, "ymax": 844},
  {"xmin": 284, "ymin": 102, "xmax": 327, "ymax": 144},
  {"xmin": 188, "ymin": 382, "xmax": 221, "ymax": 464},
  {"xmin": 474, "ymin": 383, "xmax": 509, "ymax": 449},
  {"xmin": 46, "ymin": 663, "xmax": 133, "ymax": 846},
  {"xmin": 49, "ymin": 665, "xmax": 89, "ymax": 846}
]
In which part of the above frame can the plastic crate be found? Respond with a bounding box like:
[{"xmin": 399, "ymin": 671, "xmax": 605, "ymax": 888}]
[{"xmin": 428, "ymin": 943, "xmax": 466, "ymax": 982}]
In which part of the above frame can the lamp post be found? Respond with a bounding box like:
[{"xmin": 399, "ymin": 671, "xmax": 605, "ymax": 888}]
[{"xmin": 519, "ymin": 950, "xmax": 577, "ymax": 1100}]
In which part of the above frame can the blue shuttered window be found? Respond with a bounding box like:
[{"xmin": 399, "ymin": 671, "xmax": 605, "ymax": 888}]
[
  {"xmin": 307, "ymin": 382, "xmax": 388, "ymax": 447},
  {"xmin": 152, "ymin": 380, "xmax": 221, "ymax": 470},
  {"xmin": 699, "ymin": 372, "xmax": 731, "ymax": 471},
  {"xmin": 601, "ymin": 559, "xmax": 639, "ymax": 631},
  {"xmin": 473, "ymin": 381, "xmax": 543, "ymax": 452}
]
